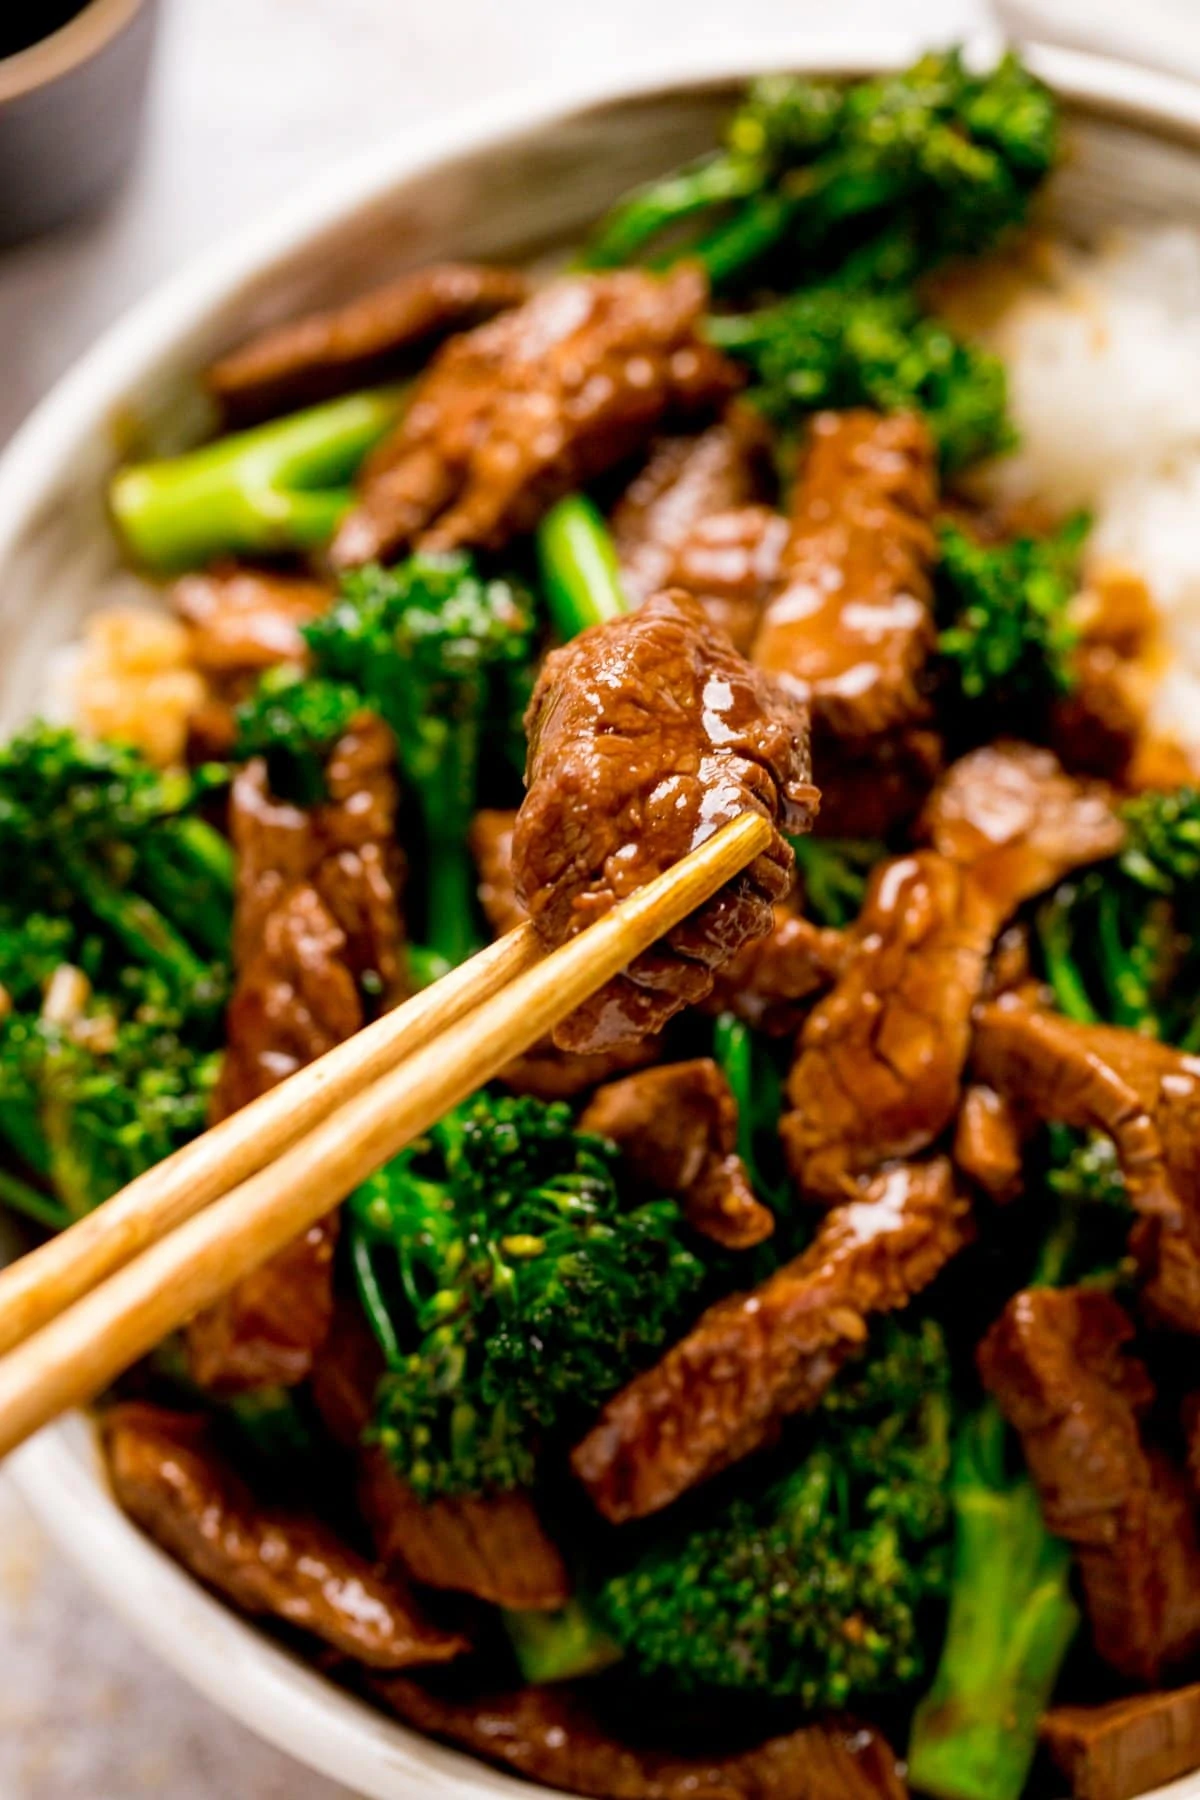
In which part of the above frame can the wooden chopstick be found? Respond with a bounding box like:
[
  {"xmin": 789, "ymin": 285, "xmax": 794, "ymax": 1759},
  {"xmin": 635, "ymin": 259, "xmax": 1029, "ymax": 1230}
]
[
  {"xmin": 0, "ymin": 810, "xmax": 772, "ymax": 1462},
  {"xmin": 0, "ymin": 926, "xmax": 543, "ymax": 1360}
]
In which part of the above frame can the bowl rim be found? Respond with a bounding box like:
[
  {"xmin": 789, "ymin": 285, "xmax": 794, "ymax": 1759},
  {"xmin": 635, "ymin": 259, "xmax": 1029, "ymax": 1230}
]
[
  {"xmin": 0, "ymin": 0, "xmax": 149, "ymax": 104},
  {"xmin": 8, "ymin": 32, "xmax": 1200, "ymax": 1800}
]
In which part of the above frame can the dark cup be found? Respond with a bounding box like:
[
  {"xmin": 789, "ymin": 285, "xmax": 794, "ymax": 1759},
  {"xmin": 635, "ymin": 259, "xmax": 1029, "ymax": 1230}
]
[{"xmin": 0, "ymin": 0, "xmax": 159, "ymax": 248}]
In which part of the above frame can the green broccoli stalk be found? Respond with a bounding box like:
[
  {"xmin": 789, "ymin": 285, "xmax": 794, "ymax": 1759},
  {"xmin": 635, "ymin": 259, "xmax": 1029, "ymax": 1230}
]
[
  {"xmin": 789, "ymin": 835, "xmax": 884, "ymax": 927},
  {"xmin": 1035, "ymin": 787, "xmax": 1200, "ymax": 1045},
  {"xmin": 109, "ymin": 387, "xmax": 404, "ymax": 574},
  {"xmin": 907, "ymin": 1405, "xmax": 1079, "ymax": 1800},
  {"xmin": 536, "ymin": 495, "xmax": 629, "ymax": 639},
  {"xmin": 503, "ymin": 1598, "xmax": 623, "ymax": 1685},
  {"xmin": 597, "ymin": 1318, "xmax": 952, "ymax": 1706},
  {"xmin": 345, "ymin": 1093, "xmax": 706, "ymax": 1499},
  {"xmin": 937, "ymin": 516, "xmax": 1087, "ymax": 707},
  {"xmin": 586, "ymin": 51, "xmax": 1057, "ymax": 287},
  {"xmin": 0, "ymin": 1164, "xmax": 71, "ymax": 1233},
  {"xmin": 706, "ymin": 288, "xmax": 1011, "ymax": 473},
  {"xmin": 233, "ymin": 665, "xmax": 363, "ymax": 806},
  {"xmin": 305, "ymin": 552, "xmax": 534, "ymax": 969}
]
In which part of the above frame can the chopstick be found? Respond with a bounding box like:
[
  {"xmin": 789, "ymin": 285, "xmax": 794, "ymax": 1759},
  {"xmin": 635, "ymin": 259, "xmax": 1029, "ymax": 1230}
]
[
  {"xmin": 0, "ymin": 925, "xmax": 543, "ymax": 1359},
  {"xmin": 0, "ymin": 810, "xmax": 772, "ymax": 1461}
]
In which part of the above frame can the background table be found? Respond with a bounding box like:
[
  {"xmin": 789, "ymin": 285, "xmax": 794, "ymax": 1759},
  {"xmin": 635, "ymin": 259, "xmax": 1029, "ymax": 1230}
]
[{"xmin": 0, "ymin": 0, "xmax": 979, "ymax": 1793}]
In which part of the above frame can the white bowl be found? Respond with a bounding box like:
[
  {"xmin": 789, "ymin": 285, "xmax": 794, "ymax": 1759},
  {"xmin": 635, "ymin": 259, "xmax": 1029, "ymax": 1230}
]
[{"xmin": 5, "ymin": 35, "xmax": 1200, "ymax": 1800}]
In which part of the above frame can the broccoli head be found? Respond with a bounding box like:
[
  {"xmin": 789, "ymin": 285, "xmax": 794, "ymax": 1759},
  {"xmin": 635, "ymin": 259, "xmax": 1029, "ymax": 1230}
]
[
  {"xmin": 597, "ymin": 1317, "xmax": 953, "ymax": 1707},
  {"xmin": 233, "ymin": 665, "xmax": 363, "ymax": 806},
  {"xmin": 347, "ymin": 1093, "xmax": 706, "ymax": 1499},
  {"xmin": 707, "ymin": 288, "xmax": 1011, "ymax": 472},
  {"xmin": 305, "ymin": 552, "xmax": 535, "ymax": 967},
  {"xmin": 937, "ymin": 516, "xmax": 1087, "ymax": 709}
]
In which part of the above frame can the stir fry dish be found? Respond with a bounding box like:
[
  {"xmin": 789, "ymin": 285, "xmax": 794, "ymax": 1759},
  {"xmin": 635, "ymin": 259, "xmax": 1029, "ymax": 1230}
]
[{"xmin": 13, "ymin": 45, "xmax": 1200, "ymax": 1800}]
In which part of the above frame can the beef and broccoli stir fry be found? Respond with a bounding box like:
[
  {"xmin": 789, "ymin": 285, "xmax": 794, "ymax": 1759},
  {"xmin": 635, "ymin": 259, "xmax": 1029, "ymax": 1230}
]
[{"xmin": 9, "ymin": 45, "xmax": 1200, "ymax": 1800}]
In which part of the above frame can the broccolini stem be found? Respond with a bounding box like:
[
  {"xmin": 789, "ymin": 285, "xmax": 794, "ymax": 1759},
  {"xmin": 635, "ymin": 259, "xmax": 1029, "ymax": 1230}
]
[
  {"xmin": 1035, "ymin": 892, "xmax": 1100, "ymax": 1026},
  {"xmin": 136, "ymin": 817, "xmax": 235, "ymax": 958},
  {"xmin": 907, "ymin": 1404, "xmax": 1080, "ymax": 1800},
  {"xmin": 109, "ymin": 388, "xmax": 404, "ymax": 574},
  {"xmin": 712, "ymin": 1012, "xmax": 755, "ymax": 1169},
  {"xmin": 0, "ymin": 1102, "xmax": 51, "ymax": 1182},
  {"xmin": 424, "ymin": 835, "xmax": 482, "ymax": 972},
  {"xmin": 503, "ymin": 1598, "xmax": 623, "ymax": 1684},
  {"xmin": 406, "ymin": 944, "xmax": 453, "ymax": 990},
  {"xmin": 67, "ymin": 851, "xmax": 211, "ymax": 998},
  {"xmin": 583, "ymin": 153, "xmax": 763, "ymax": 269},
  {"xmin": 692, "ymin": 191, "xmax": 797, "ymax": 286},
  {"xmin": 350, "ymin": 1226, "xmax": 403, "ymax": 1368},
  {"xmin": 536, "ymin": 496, "xmax": 628, "ymax": 640},
  {"xmin": 0, "ymin": 1166, "xmax": 70, "ymax": 1234}
]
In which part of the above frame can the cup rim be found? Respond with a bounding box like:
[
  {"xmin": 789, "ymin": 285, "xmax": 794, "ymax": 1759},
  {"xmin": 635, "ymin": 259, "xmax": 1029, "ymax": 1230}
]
[{"xmin": 0, "ymin": 0, "xmax": 148, "ymax": 104}]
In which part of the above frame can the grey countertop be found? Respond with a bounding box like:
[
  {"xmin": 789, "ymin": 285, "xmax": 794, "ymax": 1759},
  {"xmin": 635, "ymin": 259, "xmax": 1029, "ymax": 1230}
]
[{"xmin": 0, "ymin": 0, "xmax": 979, "ymax": 1793}]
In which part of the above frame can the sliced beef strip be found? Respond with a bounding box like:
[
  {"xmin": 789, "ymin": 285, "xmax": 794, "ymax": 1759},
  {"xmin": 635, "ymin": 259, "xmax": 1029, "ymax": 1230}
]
[
  {"xmin": 978, "ymin": 1287, "xmax": 1200, "ymax": 1682},
  {"xmin": 359, "ymin": 1451, "xmax": 571, "ymax": 1612},
  {"xmin": 706, "ymin": 907, "xmax": 848, "ymax": 1038},
  {"xmin": 572, "ymin": 1157, "xmax": 969, "ymax": 1522},
  {"xmin": 188, "ymin": 716, "xmax": 405, "ymax": 1392},
  {"xmin": 375, "ymin": 1677, "xmax": 907, "ymax": 1800},
  {"xmin": 332, "ymin": 266, "xmax": 740, "ymax": 567},
  {"xmin": 171, "ymin": 566, "xmax": 329, "ymax": 682},
  {"xmin": 953, "ymin": 1083, "xmax": 1025, "ymax": 1201},
  {"xmin": 104, "ymin": 1404, "xmax": 467, "ymax": 1669},
  {"xmin": 970, "ymin": 1000, "xmax": 1200, "ymax": 1330},
  {"xmin": 513, "ymin": 590, "xmax": 817, "ymax": 1056},
  {"xmin": 311, "ymin": 1296, "xmax": 570, "ymax": 1611},
  {"xmin": 782, "ymin": 746, "xmax": 1123, "ymax": 1202},
  {"xmin": 752, "ymin": 409, "xmax": 938, "ymax": 743},
  {"xmin": 207, "ymin": 262, "xmax": 530, "ymax": 425},
  {"xmin": 1050, "ymin": 642, "xmax": 1146, "ymax": 785},
  {"xmin": 580, "ymin": 1058, "xmax": 773, "ymax": 1249},
  {"xmin": 1041, "ymin": 1685, "xmax": 1200, "ymax": 1800},
  {"xmin": 469, "ymin": 807, "xmax": 661, "ymax": 1098},
  {"xmin": 664, "ymin": 505, "xmax": 789, "ymax": 658},
  {"xmin": 611, "ymin": 404, "xmax": 770, "ymax": 605}
]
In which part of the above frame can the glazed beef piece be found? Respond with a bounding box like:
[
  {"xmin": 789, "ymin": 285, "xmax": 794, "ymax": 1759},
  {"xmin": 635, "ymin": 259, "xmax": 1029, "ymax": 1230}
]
[
  {"xmin": 104, "ymin": 1405, "xmax": 467, "ymax": 1670},
  {"xmin": 665, "ymin": 503, "xmax": 790, "ymax": 656},
  {"xmin": 580, "ymin": 1058, "xmax": 773, "ymax": 1249},
  {"xmin": 812, "ymin": 724, "xmax": 943, "ymax": 842},
  {"xmin": 1050, "ymin": 642, "xmax": 1146, "ymax": 784},
  {"xmin": 332, "ymin": 266, "xmax": 740, "ymax": 567},
  {"xmin": 1041, "ymin": 1685, "xmax": 1200, "ymax": 1800},
  {"xmin": 311, "ymin": 1299, "xmax": 570, "ymax": 1610},
  {"xmin": 978, "ymin": 1288, "xmax": 1200, "ymax": 1682},
  {"xmin": 513, "ymin": 591, "xmax": 817, "ymax": 1056},
  {"xmin": 752, "ymin": 409, "xmax": 939, "ymax": 742},
  {"xmin": 573, "ymin": 1158, "xmax": 969, "ymax": 1522},
  {"xmin": 782, "ymin": 745, "xmax": 1122, "ymax": 1202},
  {"xmin": 971, "ymin": 1000, "xmax": 1200, "ymax": 1330},
  {"xmin": 172, "ymin": 566, "xmax": 329, "ymax": 682},
  {"xmin": 359, "ymin": 1453, "xmax": 571, "ymax": 1612},
  {"xmin": 612, "ymin": 407, "xmax": 768, "ymax": 601},
  {"xmin": 187, "ymin": 715, "xmax": 405, "ymax": 1392},
  {"xmin": 207, "ymin": 262, "xmax": 529, "ymax": 425},
  {"xmin": 706, "ymin": 908, "xmax": 847, "ymax": 1038},
  {"xmin": 953, "ymin": 1083, "xmax": 1024, "ymax": 1201},
  {"xmin": 376, "ymin": 1678, "xmax": 907, "ymax": 1800},
  {"xmin": 469, "ymin": 807, "xmax": 661, "ymax": 1098}
]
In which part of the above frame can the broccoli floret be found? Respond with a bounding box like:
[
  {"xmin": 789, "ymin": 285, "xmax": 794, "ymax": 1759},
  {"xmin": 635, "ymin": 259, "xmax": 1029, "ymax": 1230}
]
[
  {"xmin": 305, "ymin": 552, "xmax": 534, "ymax": 968},
  {"xmin": 109, "ymin": 388, "xmax": 404, "ymax": 574},
  {"xmin": 907, "ymin": 1405, "xmax": 1079, "ymax": 1800},
  {"xmin": 1036, "ymin": 787, "xmax": 1200, "ymax": 1045},
  {"xmin": 937, "ymin": 517, "xmax": 1087, "ymax": 707},
  {"xmin": 503, "ymin": 1598, "xmax": 623, "ymax": 1685},
  {"xmin": 790, "ymin": 835, "xmax": 884, "ymax": 927},
  {"xmin": 707, "ymin": 287, "xmax": 1011, "ymax": 472},
  {"xmin": 233, "ymin": 666, "xmax": 363, "ymax": 806},
  {"xmin": 536, "ymin": 495, "xmax": 629, "ymax": 639},
  {"xmin": 346, "ymin": 1093, "xmax": 706, "ymax": 1499},
  {"xmin": 597, "ymin": 1318, "xmax": 952, "ymax": 1706},
  {"xmin": 587, "ymin": 50, "xmax": 1057, "ymax": 286},
  {"xmin": 0, "ymin": 727, "xmax": 231, "ymax": 1226}
]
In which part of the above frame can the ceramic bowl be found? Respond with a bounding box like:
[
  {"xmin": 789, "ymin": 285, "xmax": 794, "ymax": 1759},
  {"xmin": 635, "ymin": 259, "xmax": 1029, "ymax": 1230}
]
[{"xmin": 4, "ymin": 35, "xmax": 1200, "ymax": 1800}]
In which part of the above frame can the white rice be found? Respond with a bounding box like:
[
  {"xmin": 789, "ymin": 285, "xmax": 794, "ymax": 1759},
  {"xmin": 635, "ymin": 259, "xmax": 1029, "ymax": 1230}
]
[{"xmin": 974, "ymin": 227, "xmax": 1200, "ymax": 756}]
